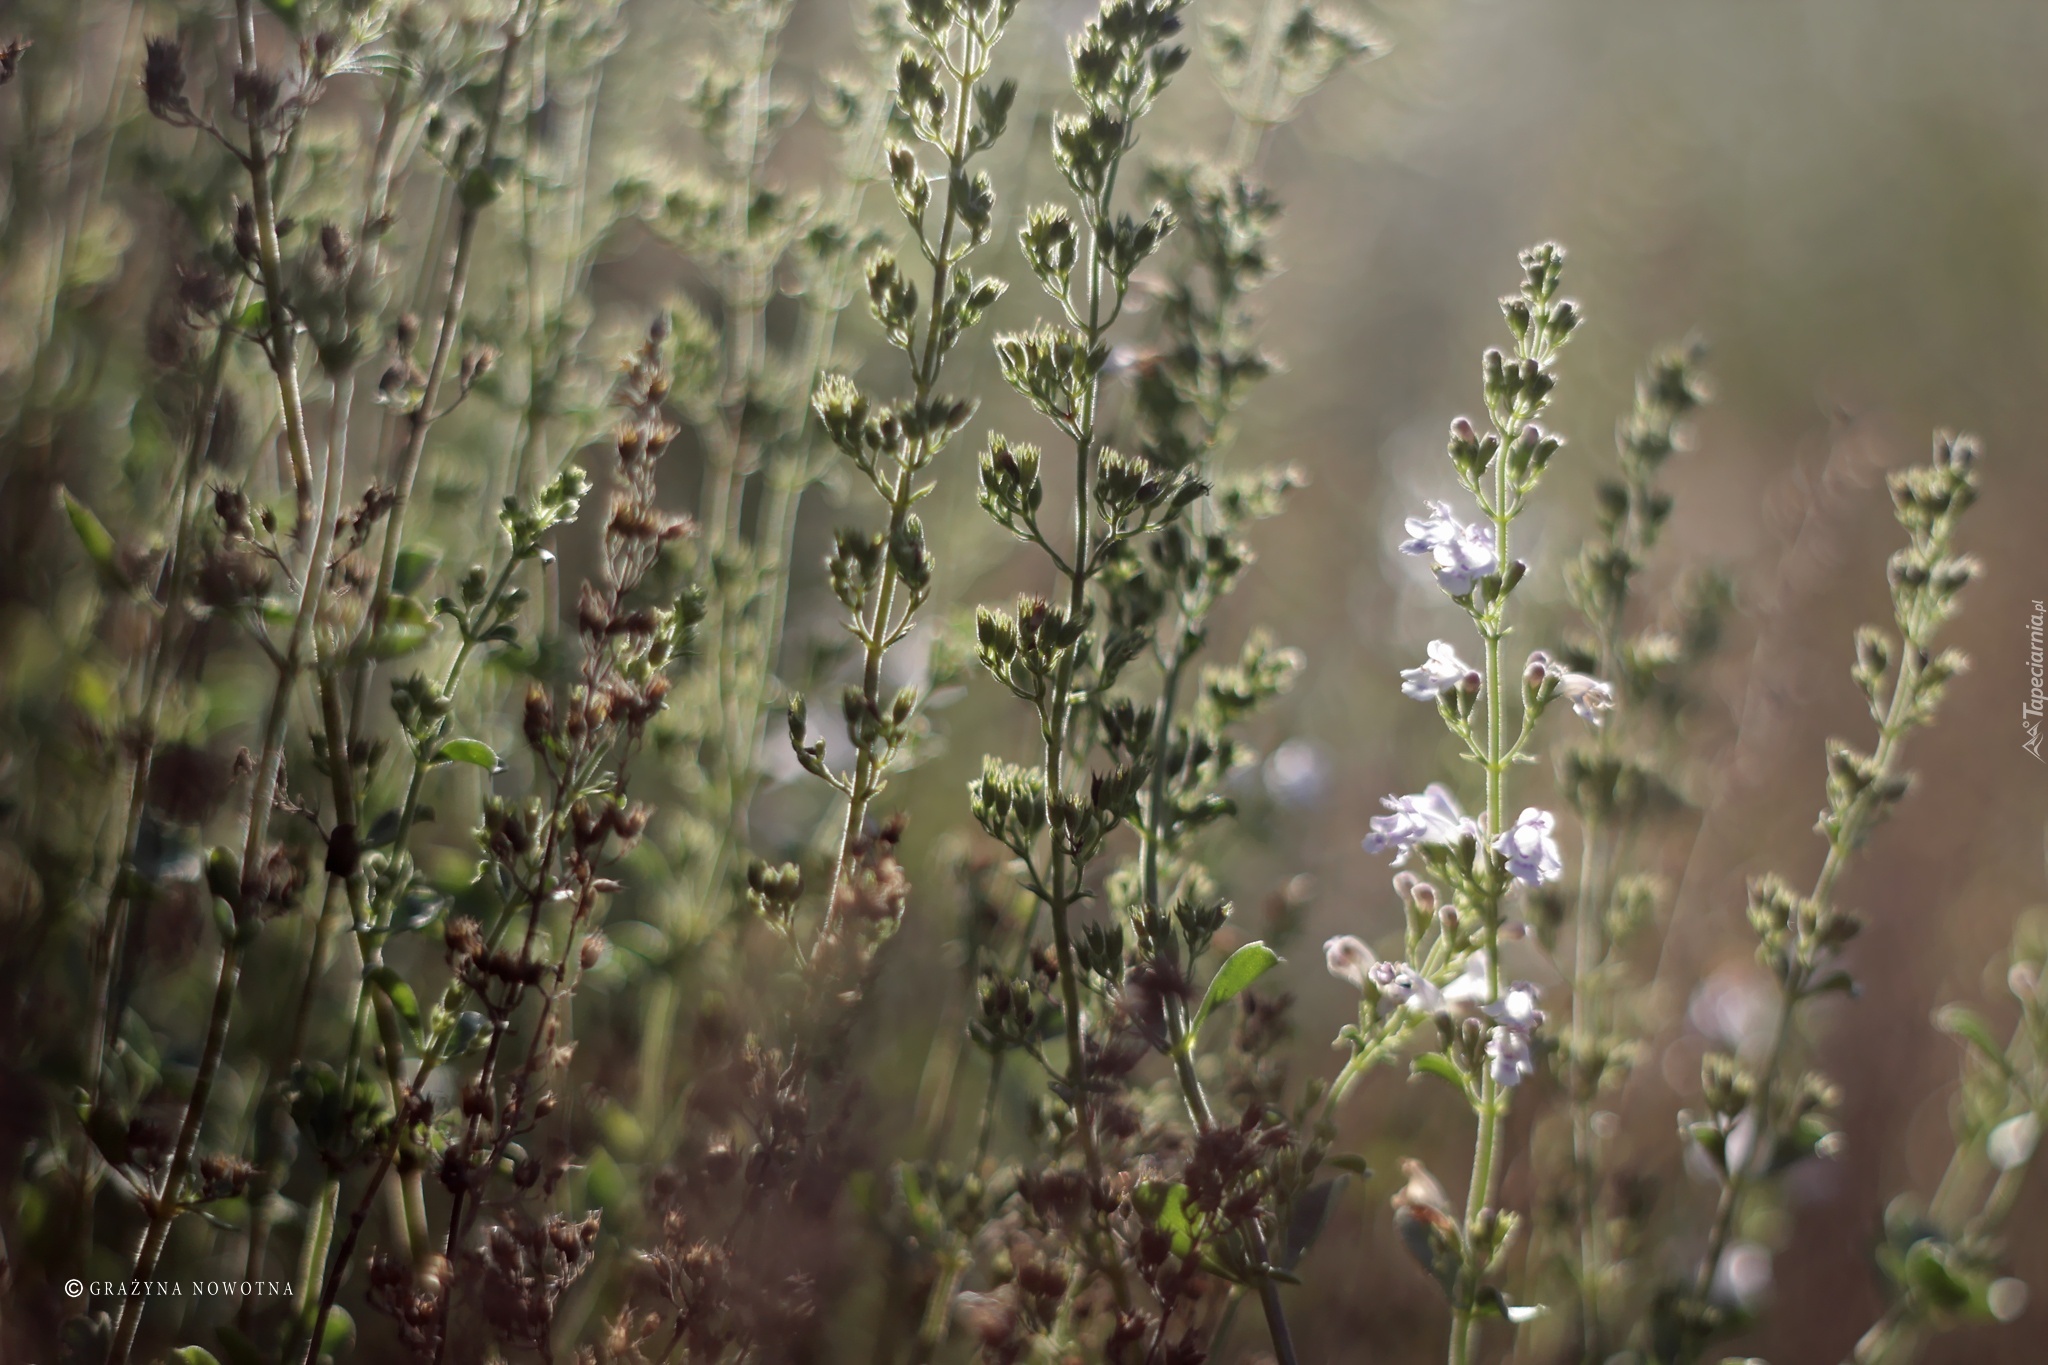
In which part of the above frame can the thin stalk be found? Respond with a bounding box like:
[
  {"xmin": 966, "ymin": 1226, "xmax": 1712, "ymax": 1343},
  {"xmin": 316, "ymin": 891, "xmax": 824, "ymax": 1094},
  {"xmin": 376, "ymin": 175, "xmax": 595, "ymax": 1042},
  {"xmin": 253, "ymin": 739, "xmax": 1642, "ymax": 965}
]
[
  {"xmin": 1567, "ymin": 823, "xmax": 1612, "ymax": 1363},
  {"xmin": 105, "ymin": 2, "xmax": 346, "ymax": 1353},
  {"xmin": 1567, "ymin": 581, "xmax": 1629, "ymax": 1363},
  {"xmin": 348, "ymin": 0, "xmax": 530, "ymax": 749},
  {"xmin": 700, "ymin": 4, "xmax": 776, "ymax": 548},
  {"xmin": 233, "ymin": 72, "xmax": 416, "ymax": 1301},
  {"xmin": 1028, "ymin": 107, "xmax": 1144, "ymax": 1317},
  {"xmin": 823, "ymin": 23, "xmax": 986, "ymax": 925},
  {"xmin": 76, "ymin": 269, "xmax": 250, "ymax": 1256},
  {"xmin": 1681, "ymin": 643, "xmax": 1926, "ymax": 1361},
  {"xmin": 1450, "ymin": 432, "xmax": 1514, "ymax": 1365},
  {"xmin": 109, "ymin": 196, "xmax": 349, "ymax": 1365}
]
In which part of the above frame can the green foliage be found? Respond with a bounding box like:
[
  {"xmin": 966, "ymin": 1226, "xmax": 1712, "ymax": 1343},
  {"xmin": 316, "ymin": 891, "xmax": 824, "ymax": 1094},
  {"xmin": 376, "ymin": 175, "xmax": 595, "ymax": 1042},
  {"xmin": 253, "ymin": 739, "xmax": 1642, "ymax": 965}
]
[{"xmin": 0, "ymin": 3, "xmax": 2022, "ymax": 1365}]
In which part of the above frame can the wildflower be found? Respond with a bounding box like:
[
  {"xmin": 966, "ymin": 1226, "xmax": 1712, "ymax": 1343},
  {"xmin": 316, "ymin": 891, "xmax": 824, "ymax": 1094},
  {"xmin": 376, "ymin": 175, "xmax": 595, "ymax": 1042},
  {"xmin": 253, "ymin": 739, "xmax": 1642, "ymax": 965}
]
[
  {"xmin": 1368, "ymin": 960, "xmax": 1444, "ymax": 1013},
  {"xmin": 1486, "ymin": 1022, "xmax": 1536, "ymax": 1087},
  {"xmin": 1557, "ymin": 669, "xmax": 1614, "ymax": 725},
  {"xmin": 1485, "ymin": 980, "xmax": 1545, "ymax": 1031},
  {"xmin": 1440, "ymin": 952, "xmax": 1492, "ymax": 1005},
  {"xmin": 1400, "ymin": 501, "xmax": 1498, "ymax": 596},
  {"xmin": 1324, "ymin": 935, "xmax": 1375, "ymax": 989},
  {"xmin": 1363, "ymin": 783, "xmax": 1481, "ymax": 865},
  {"xmin": 1400, "ymin": 639, "xmax": 1476, "ymax": 700},
  {"xmin": 1493, "ymin": 807, "xmax": 1563, "ymax": 885},
  {"xmin": 1526, "ymin": 649, "xmax": 1614, "ymax": 726},
  {"xmin": 1988, "ymin": 1113, "xmax": 2040, "ymax": 1172}
]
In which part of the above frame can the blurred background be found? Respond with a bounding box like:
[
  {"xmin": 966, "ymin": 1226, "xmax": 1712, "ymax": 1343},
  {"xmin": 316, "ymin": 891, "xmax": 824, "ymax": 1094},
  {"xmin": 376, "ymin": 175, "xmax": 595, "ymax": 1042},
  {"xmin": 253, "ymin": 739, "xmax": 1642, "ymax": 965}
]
[
  {"xmin": 829, "ymin": 1, "xmax": 2048, "ymax": 1358},
  {"xmin": 7, "ymin": 0, "xmax": 2048, "ymax": 1360}
]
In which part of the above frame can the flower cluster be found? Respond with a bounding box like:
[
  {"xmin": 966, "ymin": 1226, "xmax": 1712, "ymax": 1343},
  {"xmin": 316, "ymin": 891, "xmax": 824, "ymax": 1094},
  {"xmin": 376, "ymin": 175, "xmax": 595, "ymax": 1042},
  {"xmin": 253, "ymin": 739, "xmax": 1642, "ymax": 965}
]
[{"xmin": 1326, "ymin": 244, "xmax": 1591, "ymax": 1359}]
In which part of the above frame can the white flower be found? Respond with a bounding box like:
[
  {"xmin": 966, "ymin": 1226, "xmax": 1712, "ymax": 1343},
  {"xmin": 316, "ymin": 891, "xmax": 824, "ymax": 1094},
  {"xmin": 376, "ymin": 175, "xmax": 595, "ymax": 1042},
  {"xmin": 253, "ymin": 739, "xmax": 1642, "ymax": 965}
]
[
  {"xmin": 1486, "ymin": 981, "xmax": 1545, "ymax": 1031},
  {"xmin": 1441, "ymin": 952, "xmax": 1493, "ymax": 1004},
  {"xmin": 1400, "ymin": 640, "xmax": 1475, "ymax": 701},
  {"xmin": 1494, "ymin": 807, "xmax": 1563, "ymax": 885},
  {"xmin": 1400, "ymin": 501, "xmax": 1499, "ymax": 597},
  {"xmin": 1324, "ymin": 935, "xmax": 1376, "ymax": 990},
  {"xmin": 1487, "ymin": 1024, "xmax": 1536, "ymax": 1087},
  {"xmin": 1363, "ymin": 784, "xmax": 1481, "ymax": 865},
  {"xmin": 1557, "ymin": 670, "xmax": 1614, "ymax": 726},
  {"xmin": 1988, "ymin": 1113, "xmax": 2041, "ymax": 1172},
  {"xmin": 1369, "ymin": 960, "xmax": 1444, "ymax": 1012}
]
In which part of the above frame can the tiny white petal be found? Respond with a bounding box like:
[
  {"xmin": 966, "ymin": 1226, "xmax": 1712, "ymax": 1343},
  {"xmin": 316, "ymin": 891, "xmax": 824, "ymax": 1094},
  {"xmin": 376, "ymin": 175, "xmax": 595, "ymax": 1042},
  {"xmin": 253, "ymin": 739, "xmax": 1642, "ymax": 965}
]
[
  {"xmin": 1989, "ymin": 1113, "xmax": 2040, "ymax": 1172},
  {"xmin": 1400, "ymin": 640, "xmax": 1475, "ymax": 701},
  {"xmin": 1493, "ymin": 807, "xmax": 1564, "ymax": 886},
  {"xmin": 1558, "ymin": 671, "xmax": 1615, "ymax": 726}
]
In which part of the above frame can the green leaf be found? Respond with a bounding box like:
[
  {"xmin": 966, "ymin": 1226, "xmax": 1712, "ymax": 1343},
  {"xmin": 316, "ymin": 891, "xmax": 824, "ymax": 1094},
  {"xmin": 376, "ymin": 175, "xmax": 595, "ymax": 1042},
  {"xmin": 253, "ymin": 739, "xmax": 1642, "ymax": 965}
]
[
  {"xmin": 390, "ymin": 886, "xmax": 449, "ymax": 934},
  {"xmin": 1410, "ymin": 1052, "xmax": 1470, "ymax": 1093},
  {"xmin": 172, "ymin": 1349, "xmax": 223, "ymax": 1365},
  {"xmin": 449, "ymin": 1010, "xmax": 489, "ymax": 1056},
  {"xmin": 585, "ymin": 1145, "xmax": 626, "ymax": 1209},
  {"xmin": 459, "ymin": 164, "xmax": 504, "ymax": 210},
  {"xmin": 1182, "ymin": 941, "xmax": 1280, "ymax": 1049},
  {"xmin": 1934, "ymin": 1004, "xmax": 2012, "ymax": 1075},
  {"xmin": 59, "ymin": 487, "xmax": 126, "ymax": 590},
  {"xmin": 1902, "ymin": 1238, "xmax": 1986, "ymax": 1316},
  {"xmin": 366, "ymin": 622, "xmax": 433, "ymax": 660},
  {"xmin": 392, "ymin": 545, "xmax": 441, "ymax": 595},
  {"xmin": 367, "ymin": 966, "xmax": 421, "ymax": 1029},
  {"xmin": 1133, "ymin": 1181, "xmax": 1197, "ymax": 1257},
  {"xmin": 1280, "ymin": 1176, "xmax": 1347, "ymax": 1270},
  {"xmin": 434, "ymin": 738, "xmax": 499, "ymax": 771},
  {"xmin": 319, "ymin": 1306, "xmax": 355, "ymax": 1355}
]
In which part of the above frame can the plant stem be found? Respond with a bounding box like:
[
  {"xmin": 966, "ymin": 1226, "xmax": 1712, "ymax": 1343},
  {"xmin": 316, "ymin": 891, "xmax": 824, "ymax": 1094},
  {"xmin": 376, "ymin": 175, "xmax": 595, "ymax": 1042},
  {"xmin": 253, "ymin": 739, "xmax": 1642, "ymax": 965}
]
[
  {"xmin": 824, "ymin": 21, "xmax": 985, "ymax": 926},
  {"xmin": 76, "ymin": 266, "xmax": 249, "ymax": 1261},
  {"xmin": 105, "ymin": 2, "xmax": 348, "ymax": 1353},
  {"xmin": 1682, "ymin": 642, "xmax": 1927, "ymax": 1362},
  {"xmin": 1450, "ymin": 418, "xmax": 1514, "ymax": 1365},
  {"xmin": 348, "ymin": 0, "xmax": 529, "ymax": 749}
]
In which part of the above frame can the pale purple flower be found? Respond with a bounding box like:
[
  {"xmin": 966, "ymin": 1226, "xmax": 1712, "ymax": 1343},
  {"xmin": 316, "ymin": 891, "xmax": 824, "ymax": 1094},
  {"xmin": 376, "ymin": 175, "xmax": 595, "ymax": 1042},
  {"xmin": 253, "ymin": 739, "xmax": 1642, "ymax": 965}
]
[
  {"xmin": 1441, "ymin": 952, "xmax": 1493, "ymax": 1005},
  {"xmin": 1494, "ymin": 807, "xmax": 1563, "ymax": 885},
  {"xmin": 1487, "ymin": 1023, "xmax": 1536, "ymax": 1087},
  {"xmin": 1368, "ymin": 960, "xmax": 1444, "ymax": 1012},
  {"xmin": 1400, "ymin": 640, "xmax": 1475, "ymax": 701},
  {"xmin": 1557, "ymin": 670, "xmax": 1614, "ymax": 726},
  {"xmin": 1400, "ymin": 501, "xmax": 1499, "ymax": 596},
  {"xmin": 1324, "ymin": 935, "xmax": 1376, "ymax": 990},
  {"xmin": 1363, "ymin": 784, "xmax": 1481, "ymax": 866},
  {"xmin": 1485, "ymin": 981, "xmax": 1545, "ymax": 1031}
]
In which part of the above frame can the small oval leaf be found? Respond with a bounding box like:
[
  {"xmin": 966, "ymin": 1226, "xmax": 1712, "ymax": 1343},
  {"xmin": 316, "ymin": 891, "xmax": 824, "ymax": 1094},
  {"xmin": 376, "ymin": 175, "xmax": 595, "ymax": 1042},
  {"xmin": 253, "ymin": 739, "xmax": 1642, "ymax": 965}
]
[
  {"xmin": 1184, "ymin": 941, "xmax": 1281, "ymax": 1048},
  {"xmin": 367, "ymin": 966, "xmax": 421, "ymax": 1029},
  {"xmin": 435, "ymin": 738, "xmax": 499, "ymax": 771}
]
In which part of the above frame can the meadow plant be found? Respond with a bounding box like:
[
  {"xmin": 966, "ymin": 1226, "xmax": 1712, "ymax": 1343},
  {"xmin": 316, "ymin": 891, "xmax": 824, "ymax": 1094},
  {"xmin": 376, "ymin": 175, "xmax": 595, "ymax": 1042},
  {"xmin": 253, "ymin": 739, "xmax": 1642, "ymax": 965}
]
[
  {"xmin": 1848, "ymin": 914, "xmax": 2048, "ymax": 1364},
  {"xmin": 1537, "ymin": 342, "xmax": 1728, "ymax": 1363},
  {"xmin": 1331, "ymin": 244, "xmax": 1589, "ymax": 1365},
  {"xmin": 0, "ymin": 2, "xmax": 2031, "ymax": 1364}
]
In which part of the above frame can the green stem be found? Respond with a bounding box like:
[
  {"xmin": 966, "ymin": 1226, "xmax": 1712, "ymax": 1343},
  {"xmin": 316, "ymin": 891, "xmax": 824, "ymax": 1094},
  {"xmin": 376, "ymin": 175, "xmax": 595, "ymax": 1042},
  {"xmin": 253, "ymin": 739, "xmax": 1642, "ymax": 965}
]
[
  {"xmin": 348, "ymin": 0, "xmax": 529, "ymax": 750},
  {"xmin": 1683, "ymin": 645, "xmax": 1928, "ymax": 1362},
  {"xmin": 823, "ymin": 22, "xmax": 985, "ymax": 928},
  {"xmin": 105, "ymin": 3, "xmax": 347, "ymax": 1352}
]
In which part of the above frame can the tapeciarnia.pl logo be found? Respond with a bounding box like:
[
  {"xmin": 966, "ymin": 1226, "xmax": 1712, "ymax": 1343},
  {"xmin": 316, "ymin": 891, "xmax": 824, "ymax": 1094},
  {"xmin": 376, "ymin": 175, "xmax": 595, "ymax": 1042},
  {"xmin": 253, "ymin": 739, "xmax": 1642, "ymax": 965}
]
[{"xmin": 2026, "ymin": 598, "xmax": 2045, "ymax": 761}]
